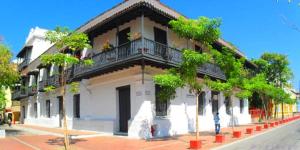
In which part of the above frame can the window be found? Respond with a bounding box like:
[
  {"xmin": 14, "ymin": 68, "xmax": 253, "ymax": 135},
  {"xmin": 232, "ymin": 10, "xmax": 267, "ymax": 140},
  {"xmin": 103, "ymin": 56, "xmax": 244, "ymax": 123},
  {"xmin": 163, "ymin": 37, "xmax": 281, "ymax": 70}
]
[
  {"xmin": 154, "ymin": 27, "xmax": 168, "ymax": 58},
  {"xmin": 46, "ymin": 100, "xmax": 50, "ymax": 118},
  {"xmin": 240, "ymin": 99, "xmax": 244, "ymax": 114},
  {"xmin": 73, "ymin": 94, "xmax": 80, "ymax": 118},
  {"xmin": 198, "ymin": 92, "xmax": 206, "ymax": 115},
  {"xmin": 34, "ymin": 103, "xmax": 37, "ymax": 118},
  {"xmin": 155, "ymin": 85, "xmax": 169, "ymax": 116},
  {"xmin": 211, "ymin": 91, "xmax": 219, "ymax": 114},
  {"xmin": 225, "ymin": 97, "xmax": 231, "ymax": 115},
  {"xmin": 195, "ymin": 45, "xmax": 202, "ymax": 53},
  {"xmin": 22, "ymin": 106, "xmax": 26, "ymax": 119}
]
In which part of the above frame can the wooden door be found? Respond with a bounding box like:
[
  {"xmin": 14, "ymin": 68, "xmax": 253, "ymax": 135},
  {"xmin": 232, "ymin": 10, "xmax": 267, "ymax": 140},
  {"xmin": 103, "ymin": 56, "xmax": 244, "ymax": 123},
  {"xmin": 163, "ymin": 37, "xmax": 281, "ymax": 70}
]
[{"xmin": 117, "ymin": 85, "xmax": 131, "ymax": 133}]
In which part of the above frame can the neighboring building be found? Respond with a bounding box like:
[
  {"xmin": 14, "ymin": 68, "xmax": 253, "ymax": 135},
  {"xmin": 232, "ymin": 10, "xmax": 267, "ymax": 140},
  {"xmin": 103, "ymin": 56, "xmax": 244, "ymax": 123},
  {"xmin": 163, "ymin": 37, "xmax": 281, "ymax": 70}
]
[
  {"xmin": 13, "ymin": 0, "xmax": 256, "ymax": 138},
  {"xmin": 273, "ymin": 88, "xmax": 298, "ymax": 118},
  {"xmin": 297, "ymin": 92, "xmax": 300, "ymax": 112},
  {"xmin": 0, "ymin": 87, "xmax": 20, "ymax": 123}
]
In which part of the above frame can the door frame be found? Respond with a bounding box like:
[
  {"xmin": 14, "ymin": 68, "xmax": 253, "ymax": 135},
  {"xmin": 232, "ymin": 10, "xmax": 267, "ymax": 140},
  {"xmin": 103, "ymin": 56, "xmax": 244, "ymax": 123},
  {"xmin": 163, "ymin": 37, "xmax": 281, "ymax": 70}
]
[{"xmin": 116, "ymin": 85, "xmax": 131, "ymax": 133}]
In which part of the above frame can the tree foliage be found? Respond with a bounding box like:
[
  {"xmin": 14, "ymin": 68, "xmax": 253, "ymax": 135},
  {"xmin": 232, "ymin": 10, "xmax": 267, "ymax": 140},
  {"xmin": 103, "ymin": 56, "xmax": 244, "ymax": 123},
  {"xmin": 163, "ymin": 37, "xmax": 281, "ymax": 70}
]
[
  {"xmin": 0, "ymin": 44, "xmax": 20, "ymax": 87},
  {"xmin": 154, "ymin": 16, "xmax": 221, "ymax": 101},
  {"xmin": 253, "ymin": 52, "xmax": 292, "ymax": 87},
  {"xmin": 41, "ymin": 27, "xmax": 92, "ymax": 149},
  {"xmin": 0, "ymin": 89, "xmax": 6, "ymax": 111},
  {"xmin": 169, "ymin": 16, "xmax": 221, "ymax": 45},
  {"xmin": 205, "ymin": 46, "xmax": 251, "ymax": 99}
]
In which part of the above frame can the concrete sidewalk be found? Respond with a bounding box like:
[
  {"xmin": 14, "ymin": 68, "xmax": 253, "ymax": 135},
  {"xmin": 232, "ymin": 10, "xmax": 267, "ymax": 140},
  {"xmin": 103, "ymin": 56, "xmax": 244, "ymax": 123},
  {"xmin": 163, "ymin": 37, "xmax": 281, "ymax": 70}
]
[{"xmin": 0, "ymin": 116, "xmax": 299, "ymax": 150}]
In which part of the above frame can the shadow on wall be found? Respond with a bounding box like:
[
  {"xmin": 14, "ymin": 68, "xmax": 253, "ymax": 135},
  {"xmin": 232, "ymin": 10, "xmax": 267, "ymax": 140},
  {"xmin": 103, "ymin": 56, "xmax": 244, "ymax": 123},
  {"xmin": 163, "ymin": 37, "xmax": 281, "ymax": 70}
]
[
  {"xmin": 142, "ymin": 118, "xmax": 172, "ymax": 139},
  {"xmin": 184, "ymin": 103, "xmax": 195, "ymax": 132},
  {"xmin": 228, "ymin": 115, "xmax": 239, "ymax": 127},
  {"xmin": 139, "ymin": 119, "xmax": 151, "ymax": 139}
]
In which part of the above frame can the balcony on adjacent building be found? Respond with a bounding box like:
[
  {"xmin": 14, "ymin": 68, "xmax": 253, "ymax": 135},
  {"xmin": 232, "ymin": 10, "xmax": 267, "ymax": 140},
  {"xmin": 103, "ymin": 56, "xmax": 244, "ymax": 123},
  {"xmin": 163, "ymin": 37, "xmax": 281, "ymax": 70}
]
[
  {"xmin": 71, "ymin": 38, "xmax": 226, "ymax": 81},
  {"xmin": 18, "ymin": 59, "xmax": 29, "ymax": 71},
  {"xmin": 12, "ymin": 88, "xmax": 28, "ymax": 100}
]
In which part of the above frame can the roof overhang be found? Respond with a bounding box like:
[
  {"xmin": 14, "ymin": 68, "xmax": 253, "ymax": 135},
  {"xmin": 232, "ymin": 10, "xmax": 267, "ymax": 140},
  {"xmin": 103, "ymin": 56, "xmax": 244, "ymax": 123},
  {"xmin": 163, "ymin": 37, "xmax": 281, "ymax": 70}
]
[
  {"xmin": 17, "ymin": 45, "xmax": 33, "ymax": 57},
  {"xmin": 77, "ymin": 0, "xmax": 182, "ymax": 33},
  {"xmin": 27, "ymin": 69, "xmax": 39, "ymax": 75}
]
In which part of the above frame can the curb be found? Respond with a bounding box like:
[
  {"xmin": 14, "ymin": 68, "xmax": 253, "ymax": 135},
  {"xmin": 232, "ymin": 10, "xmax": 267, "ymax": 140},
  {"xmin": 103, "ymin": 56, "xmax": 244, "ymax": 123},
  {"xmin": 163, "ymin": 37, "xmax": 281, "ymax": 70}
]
[
  {"xmin": 12, "ymin": 126, "xmax": 63, "ymax": 137},
  {"xmin": 212, "ymin": 119, "xmax": 300, "ymax": 150}
]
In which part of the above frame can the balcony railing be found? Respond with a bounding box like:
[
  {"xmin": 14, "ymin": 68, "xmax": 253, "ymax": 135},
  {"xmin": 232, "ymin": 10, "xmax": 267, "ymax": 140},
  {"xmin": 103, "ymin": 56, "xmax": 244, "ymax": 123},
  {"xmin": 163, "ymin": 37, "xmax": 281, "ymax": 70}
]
[
  {"xmin": 28, "ymin": 86, "xmax": 37, "ymax": 96},
  {"xmin": 18, "ymin": 59, "xmax": 29, "ymax": 71},
  {"xmin": 72, "ymin": 38, "xmax": 226, "ymax": 80},
  {"xmin": 12, "ymin": 91, "xmax": 20, "ymax": 100},
  {"xmin": 12, "ymin": 88, "xmax": 28, "ymax": 100},
  {"xmin": 48, "ymin": 74, "xmax": 61, "ymax": 88},
  {"xmin": 38, "ymin": 80, "xmax": 48, "ymax": 92},
  {"xmin": 38, "ymin": 74, "xmax": 61, "ymax": 92}
]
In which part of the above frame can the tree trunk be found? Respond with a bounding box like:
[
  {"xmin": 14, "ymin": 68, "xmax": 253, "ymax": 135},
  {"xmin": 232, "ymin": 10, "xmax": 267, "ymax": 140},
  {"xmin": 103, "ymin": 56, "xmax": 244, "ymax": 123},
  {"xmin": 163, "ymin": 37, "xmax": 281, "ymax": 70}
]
[
  {"xmin": 274, "ymin": 103, "xmax": 277, "ymax": 119},
  {"xmin": 61, "ymin": 66, "xmax": 70, "ymax": 150},
  {"xmin": 262, "ymin": 96, "xmax": 268, "ymax": 123},
  {"xmin": 195, "ymin": 92, "xmax": 200, "ymax": 141},
  {"xmin": 281, "ymin": 102, "xmax": 284, "ymax": 120}
]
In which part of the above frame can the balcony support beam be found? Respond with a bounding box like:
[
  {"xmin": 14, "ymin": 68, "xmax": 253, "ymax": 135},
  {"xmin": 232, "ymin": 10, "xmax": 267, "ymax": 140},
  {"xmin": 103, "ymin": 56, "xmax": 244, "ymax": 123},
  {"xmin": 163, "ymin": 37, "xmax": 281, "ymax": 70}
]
[{"xmin": 141, "ymin": 12, "xmax": 144, "ymax": 55}]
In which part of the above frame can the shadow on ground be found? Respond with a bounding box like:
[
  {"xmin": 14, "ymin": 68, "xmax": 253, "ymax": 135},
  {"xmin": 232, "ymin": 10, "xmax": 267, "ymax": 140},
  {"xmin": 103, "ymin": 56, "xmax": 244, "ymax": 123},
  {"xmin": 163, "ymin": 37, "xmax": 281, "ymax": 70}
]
[{"xmin": 47, "ymin": 137, "xmax": 87, "ymax": 146}]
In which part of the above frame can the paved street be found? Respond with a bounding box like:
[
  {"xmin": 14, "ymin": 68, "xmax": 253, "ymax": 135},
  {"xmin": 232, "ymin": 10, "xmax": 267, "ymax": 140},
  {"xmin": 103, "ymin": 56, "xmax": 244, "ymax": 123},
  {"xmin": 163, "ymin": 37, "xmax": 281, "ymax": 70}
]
[
  {"xmin": 218, "ymin": 120, "xmax": 300, "ymax": 150},
  {"xmin": 0, "ymin": 119, "xmax": 299, "ymax": 150}
]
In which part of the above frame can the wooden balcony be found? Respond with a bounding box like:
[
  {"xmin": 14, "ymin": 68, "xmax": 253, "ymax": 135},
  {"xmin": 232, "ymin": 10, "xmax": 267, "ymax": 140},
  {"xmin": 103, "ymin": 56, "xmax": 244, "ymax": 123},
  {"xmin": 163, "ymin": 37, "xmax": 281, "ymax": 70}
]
[
  {"xmin": 12, "ymin": 88, "xmax": 28, "ymax": 100},
  {"xmin": 38, "ymin": 80, "xmax": 48, "ymax": 92},
  {"xmin": 48, "ymin": 74, "xmax": 61, "ymax": 88},
  {"xmin": 38, "ymin": 74, "xmax": 61, "ymax": 92},
  {"xmin": 71, "ymin": 38, "xmax": 226, "ymax": 81}
]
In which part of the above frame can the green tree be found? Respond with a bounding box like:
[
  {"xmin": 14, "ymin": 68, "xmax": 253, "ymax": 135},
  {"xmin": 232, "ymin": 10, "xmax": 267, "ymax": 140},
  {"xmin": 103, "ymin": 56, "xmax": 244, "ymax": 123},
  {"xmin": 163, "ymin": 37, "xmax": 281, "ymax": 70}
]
[
  {"xmin": 0, "ymin": 89, "xmax": 6, "ymax": 112},
  {"xmin": 205, "ymin": 47, "xmax": 252, "ymax": 130},
  {"xmin": 41, "ymin": 27, "xmax": 92, "ymax": 150},
  {"xmin": 253, "ymin": 53, "xmax": 293, "ymax": 119},
  {"xmin": 0, "ymin": 44, "xmax": 20, "ymax": 87},
  {"xmin": 154, "ymin": 16, "xmax": 221, "ymax": 142},
  {"xmin": 243, "ymin": 74, "xmax": 273, "ymax": 121}
]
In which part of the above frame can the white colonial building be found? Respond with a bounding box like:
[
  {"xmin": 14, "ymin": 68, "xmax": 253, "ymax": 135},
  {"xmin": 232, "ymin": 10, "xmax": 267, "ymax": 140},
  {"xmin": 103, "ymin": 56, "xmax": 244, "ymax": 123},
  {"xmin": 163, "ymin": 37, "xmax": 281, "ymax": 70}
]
[{"xmin": 13, "ymin": 0, "xmax": 254, "ymax": 139}]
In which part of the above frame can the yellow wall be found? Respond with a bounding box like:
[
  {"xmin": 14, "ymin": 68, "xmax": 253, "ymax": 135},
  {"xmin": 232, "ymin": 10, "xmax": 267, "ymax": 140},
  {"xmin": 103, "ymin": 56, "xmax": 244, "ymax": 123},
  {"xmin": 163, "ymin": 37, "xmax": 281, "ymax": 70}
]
[
  {"xmin": 273, "ymin": 88, "xmax": 298, "ymax": 118},
  {"xmin": 4, "ymin": 88, "xmax": 12, "ymax": 109}
]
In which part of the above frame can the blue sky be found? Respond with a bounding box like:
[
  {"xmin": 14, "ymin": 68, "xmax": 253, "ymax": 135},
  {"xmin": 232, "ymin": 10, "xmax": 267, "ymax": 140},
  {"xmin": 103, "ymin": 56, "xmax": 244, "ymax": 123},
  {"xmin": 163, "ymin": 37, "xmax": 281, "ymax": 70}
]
[{"xmin": 0, "ymin": 0, "xmax": 299, "ymax": 90}]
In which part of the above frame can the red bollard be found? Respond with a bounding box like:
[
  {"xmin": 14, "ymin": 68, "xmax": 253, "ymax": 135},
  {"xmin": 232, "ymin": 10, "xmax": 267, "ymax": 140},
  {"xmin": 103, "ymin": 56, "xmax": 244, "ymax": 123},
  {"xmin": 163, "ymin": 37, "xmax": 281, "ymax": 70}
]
[
  {"xmin": 246, "ymin": 128, "xmax": 253, "ymax": 134},
  {"xmin": 190, "ymin": 140, "xmax": 201, "ymax": 149},
  {"xmin": 233, "ymin": 131, "xmax": 242, "ymax": 138},
  {"xmin": 215, "ymin": 134, "xmax": 225, "ymax": 143},
  {"xmin": 264, "ymin": 124, "xmax": 269, "ymax": 129}
]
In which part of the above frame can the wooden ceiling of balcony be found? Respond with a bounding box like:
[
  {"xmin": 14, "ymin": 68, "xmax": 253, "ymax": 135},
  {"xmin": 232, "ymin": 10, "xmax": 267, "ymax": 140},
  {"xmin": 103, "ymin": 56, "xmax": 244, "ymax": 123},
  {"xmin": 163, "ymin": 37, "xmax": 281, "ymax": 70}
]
[{"xmin": 87, "ymin": 3, "xmax": 174, "ymax": 41}]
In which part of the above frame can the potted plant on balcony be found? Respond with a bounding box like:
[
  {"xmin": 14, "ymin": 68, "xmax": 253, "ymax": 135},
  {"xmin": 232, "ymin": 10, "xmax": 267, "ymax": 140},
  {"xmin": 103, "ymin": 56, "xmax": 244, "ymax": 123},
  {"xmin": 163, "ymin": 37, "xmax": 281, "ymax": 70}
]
[
  {"xmin": 127, "ymin": 32, "xmax": 141, "ymax": 41},
  {"xmin": 102, "ymin": 40, "xmax": 114, "ymax": 52}
]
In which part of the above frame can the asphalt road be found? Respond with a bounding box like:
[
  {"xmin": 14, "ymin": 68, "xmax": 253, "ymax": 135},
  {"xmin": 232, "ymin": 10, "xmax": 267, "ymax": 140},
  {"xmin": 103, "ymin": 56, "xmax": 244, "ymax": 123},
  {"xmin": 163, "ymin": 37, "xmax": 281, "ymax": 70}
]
[{"xmin": 218, "ymin": 120, "xmax": 300, "ymax": 150}]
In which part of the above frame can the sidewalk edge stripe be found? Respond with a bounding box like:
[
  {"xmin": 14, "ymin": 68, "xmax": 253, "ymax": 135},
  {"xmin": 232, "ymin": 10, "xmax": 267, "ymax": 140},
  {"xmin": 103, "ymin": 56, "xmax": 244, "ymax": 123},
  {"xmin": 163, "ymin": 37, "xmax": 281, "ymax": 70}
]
[
  {"xmin": 212, "ymin": 120, "xmax": 299, "ymax": 150},
  {"xmin": 12, "ymin": 137, "xmax": 41, "ymax": 150}
]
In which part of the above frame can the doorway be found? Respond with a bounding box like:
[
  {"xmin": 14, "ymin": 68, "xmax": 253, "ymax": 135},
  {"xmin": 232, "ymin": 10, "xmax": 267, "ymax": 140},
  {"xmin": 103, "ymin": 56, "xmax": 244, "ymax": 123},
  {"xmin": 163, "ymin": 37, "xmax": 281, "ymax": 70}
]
[
  {"xmin": 118, "ymin": 28, "xmax": 131, "ymax": 59},
  {"xmin": 58, "ymin": 96, "xmax": 63, "ymax": 127},
  {"xmin": 154, "ymin": 27, "xmax": 167, "ymax": 58},
  {"xmin": 211, "ymin": 91, "xmax": 219, "ymax": 114},
  {"xmin": 117, "ymin": 85, "xmax": 131, "ymax": 133}
]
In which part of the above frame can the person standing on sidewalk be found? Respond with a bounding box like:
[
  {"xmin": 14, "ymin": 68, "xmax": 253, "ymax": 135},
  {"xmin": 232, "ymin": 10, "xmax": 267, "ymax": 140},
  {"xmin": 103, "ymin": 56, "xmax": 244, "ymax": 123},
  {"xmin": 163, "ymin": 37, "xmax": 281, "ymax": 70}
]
[{"xmin": 214, "ymin": 112, "xmax": 220, "ymax": 134}]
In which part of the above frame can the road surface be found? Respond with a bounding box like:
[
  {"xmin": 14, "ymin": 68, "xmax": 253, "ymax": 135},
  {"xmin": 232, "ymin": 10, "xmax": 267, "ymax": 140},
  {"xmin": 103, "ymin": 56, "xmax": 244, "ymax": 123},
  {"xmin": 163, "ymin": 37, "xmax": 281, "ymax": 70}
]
[{"xmin": 219, "ymin": 120, "xmax": 300, "ymax": 150}]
